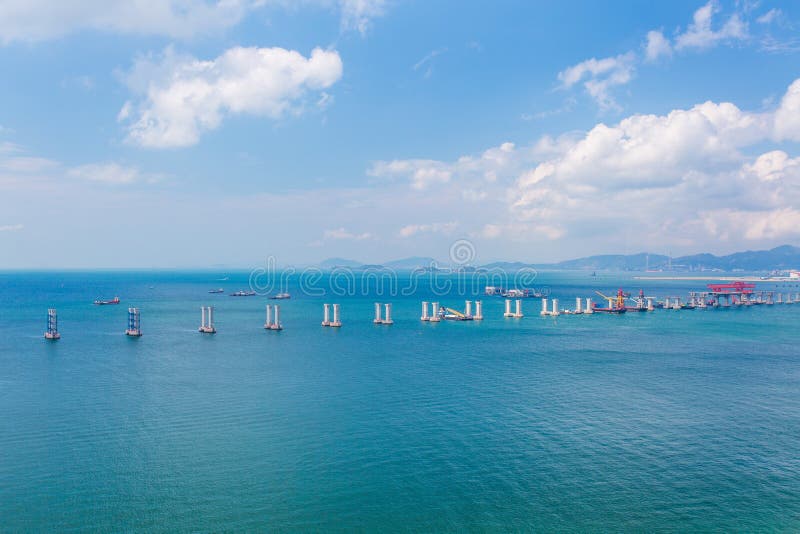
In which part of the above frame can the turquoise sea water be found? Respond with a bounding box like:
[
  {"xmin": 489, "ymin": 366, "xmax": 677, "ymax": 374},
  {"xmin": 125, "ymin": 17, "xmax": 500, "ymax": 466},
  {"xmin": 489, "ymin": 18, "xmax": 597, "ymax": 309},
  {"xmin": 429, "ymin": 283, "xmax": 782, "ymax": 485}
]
[{"xmin": 1, "ymin": 270, "xmax": 800, "ymax": 531}]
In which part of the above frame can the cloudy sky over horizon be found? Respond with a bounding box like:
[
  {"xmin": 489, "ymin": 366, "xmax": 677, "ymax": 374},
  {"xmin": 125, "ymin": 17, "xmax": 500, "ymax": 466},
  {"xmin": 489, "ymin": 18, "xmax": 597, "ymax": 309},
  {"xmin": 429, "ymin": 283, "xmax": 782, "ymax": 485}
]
[{"xmin": 1, "ymin": 0, "xmax": 800, "ymax": 268}]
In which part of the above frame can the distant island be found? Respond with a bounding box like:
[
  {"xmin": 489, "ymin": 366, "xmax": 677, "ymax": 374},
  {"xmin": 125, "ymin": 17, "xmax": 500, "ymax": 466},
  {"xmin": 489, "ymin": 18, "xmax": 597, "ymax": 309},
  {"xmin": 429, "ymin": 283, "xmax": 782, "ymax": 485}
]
[{"xmin": 316, "ymin": 245, "xmax": 800, "ymax": 273}]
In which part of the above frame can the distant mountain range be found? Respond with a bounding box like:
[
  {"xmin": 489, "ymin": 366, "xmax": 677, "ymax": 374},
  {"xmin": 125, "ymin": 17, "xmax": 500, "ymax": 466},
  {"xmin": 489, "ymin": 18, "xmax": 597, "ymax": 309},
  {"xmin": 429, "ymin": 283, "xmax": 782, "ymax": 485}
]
[
  {"xmin": 316, "ymin": 245, "xmax": 800, "ymax": 272},
  {"xmin": 545, "ymin": 245, "xmax": 800, "ymax": 271}
]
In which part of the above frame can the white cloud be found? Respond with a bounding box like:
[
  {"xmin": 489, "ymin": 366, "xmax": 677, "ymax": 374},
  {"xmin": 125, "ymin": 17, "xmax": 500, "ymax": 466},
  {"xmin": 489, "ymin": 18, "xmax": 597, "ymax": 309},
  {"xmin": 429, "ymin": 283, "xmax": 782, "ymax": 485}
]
[
  {"xmin": 756, "ymin": 8, "xmax": 781, "ymax": 25},
  {"xmin": 375, "ymin": 78, "xmax": 800, "ymax": 252},
  {"xmin": 119, "ymin": 46, "xmax": 343, "ymax": 148},
  {"xmin": 742, "ymin": 150, "xmax": 800, "ymax": 182},
  {"xmin": 67, "ymin": 163, "xmax": 151, "ymax": 185},
  {"xmin": 338, "ymin": 0, "xmax": 386, "ymax": 34},
  {"xmin": 521, "ymin": 98, "xmax": 576, "ymax": 121},
  {"xmin": 413, "ymin": 47, "xmax": 447, "ymax": 78},
  {"xmin": 0, "ymin": 0, "xmax": 253, "ymax": 43},
  {"xmin": 675, "ymin": 1, "xmax": 748, "ymax": 51},
  {"xmin": 0, "ymin": 141, "xmax": 21, "ymax": 153},
  {"xmin": 398, "ymin": 221, "xmax": 458, "ymax": 238},
  {"xmin": 60, "ymin": 75, "xmax": 95, "ymax": 91},
  {"xmin": 701, "ymin": 208, "xmax": 800, "ymax": 241},
  {"xmin": 509, "ymin": 78, "xmax": 800, "ymax": 244},
  {"xmin": 369, "ymin": 141, "xmax": 522, "ymax": 190},
  {"xmin": 0, "ymin": 223, "xmax": 23, "ymax": 232},
  {"xmin": 0, "ymin": 156, "xmax": 58, "ymax": 173},
  {"xmin": 774, "ymin": 79, "xmax": 800, "ymax": 141},
  {"xmin": 0, "ymin": 140, "xmax": 165, "ymax": 191},
  {"xmin": 557, "ymin": 52, "xmax": 636, "ymax": 110},
  {"xmin": 369, "ymin": 159, "xmax": 453, "ymax": 190},
  {"xmin": 645, "ymin": 30, "xmax": 672, "ymax": 61},
  {"xmin": 0, "ymin": 1, "xmax": 387, "ymax": 44},
  {"xmin": 323, "ymin": 227, "xmax": 373, "ymax": 240}
]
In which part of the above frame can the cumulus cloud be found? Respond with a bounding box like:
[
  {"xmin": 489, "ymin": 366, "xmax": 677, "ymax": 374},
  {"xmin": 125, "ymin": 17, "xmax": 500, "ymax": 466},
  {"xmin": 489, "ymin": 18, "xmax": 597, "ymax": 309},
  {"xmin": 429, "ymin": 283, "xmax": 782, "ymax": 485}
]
[
  {"xmin": 742, "ymin": 150, "xmax": 800, "ymax": 183},
  {"xmin": 119, "ymin": 46, "xmax": 343, "ymax": 148},
  {"xmin": 701, "ymin": 208, "xmax": 800, "ymax": 241},
  {"xmin": 509, "ymin": 78, "xmax": 800, "ymax": 244},
  {"xmin": 557, "ymin": 52, "xmax": 636, "ymax": 110},
  {"xmin": 774, "ymin": 79, "xmax": 800, "ymax": 141},
  {"xmin": 645, "ymin": 30, "xmax": 672, "ymax": 61},
  {"xmin": 376, "ymin": 77, "xmax": 800, "ymax": 250},
  {"xmin": 674, "ymin": 1, "xmax": 748, "ymax": 51}
]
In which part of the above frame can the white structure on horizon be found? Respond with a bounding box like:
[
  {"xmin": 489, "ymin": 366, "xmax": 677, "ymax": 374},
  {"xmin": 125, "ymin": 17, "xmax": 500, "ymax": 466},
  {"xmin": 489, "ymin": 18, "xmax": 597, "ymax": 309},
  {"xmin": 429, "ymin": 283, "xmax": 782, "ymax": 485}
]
[
  {"xmin": 430, "ymin": 302, "xmax": 441, "ymax": 322},
  {"xmin": 330, "ymin": 303, "xmax": 342, "ymax": 327},
  {"xmin": 45, "ymin": 308, "xmax": 60, "ymax": 340},
  {"xmin": 125, "ymin": 307, "xmax": 142, "ymax": 337},
  {"xmin": 265, "ymin": 304, "xmax": 282, "ymax": 330},
  {"xmin": 199, "ymin": 306, "xmax": 216, "ymax": 334},
  {"xmin": 322, "ymin": 303, "xmax": 331, "ymax": 326},
  {"xmin": 322, "ymin": 303, "xmax": 342, "ymax": 327},
  {"xmin": 474, "ymin": 300, "xmax": 483, "ymax": 320},
  {"xmin": 373, "ymin": 302, "xmax": 393, "ymax": 325},
  {"xmin": 421, "ymin": 301, "xmax": 430, "ymax": 321}
]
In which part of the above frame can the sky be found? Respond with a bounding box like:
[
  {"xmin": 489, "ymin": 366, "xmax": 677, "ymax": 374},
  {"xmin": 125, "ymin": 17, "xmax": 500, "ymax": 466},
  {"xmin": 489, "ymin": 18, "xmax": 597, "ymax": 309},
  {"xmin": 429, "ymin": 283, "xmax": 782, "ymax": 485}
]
[{"xmin": 1, "ymin": 0, "xmax": 799, "ymax": 268}]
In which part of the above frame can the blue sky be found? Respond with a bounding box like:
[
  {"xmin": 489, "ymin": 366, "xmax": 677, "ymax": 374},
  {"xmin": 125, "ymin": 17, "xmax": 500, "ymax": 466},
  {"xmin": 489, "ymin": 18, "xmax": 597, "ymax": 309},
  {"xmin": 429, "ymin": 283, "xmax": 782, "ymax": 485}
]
[{"xmin": 1, "ymin": 0, "xmax": 799, "ymax": 268}]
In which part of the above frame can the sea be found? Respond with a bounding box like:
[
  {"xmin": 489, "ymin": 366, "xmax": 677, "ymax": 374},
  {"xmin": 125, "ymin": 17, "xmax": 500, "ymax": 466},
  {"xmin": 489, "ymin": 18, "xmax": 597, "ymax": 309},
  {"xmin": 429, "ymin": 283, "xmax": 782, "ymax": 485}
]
[{"xmin": 1, "ymin": 269, "xmax": 800, "ymax": 531}]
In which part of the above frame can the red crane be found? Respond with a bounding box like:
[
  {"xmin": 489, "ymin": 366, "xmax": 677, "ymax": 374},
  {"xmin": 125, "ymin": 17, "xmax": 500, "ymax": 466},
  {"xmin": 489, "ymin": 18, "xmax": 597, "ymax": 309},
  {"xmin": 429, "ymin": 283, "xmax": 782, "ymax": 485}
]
[{"xmin": 706, "ymin": 282, "xmax": 755, "ymax": 294}]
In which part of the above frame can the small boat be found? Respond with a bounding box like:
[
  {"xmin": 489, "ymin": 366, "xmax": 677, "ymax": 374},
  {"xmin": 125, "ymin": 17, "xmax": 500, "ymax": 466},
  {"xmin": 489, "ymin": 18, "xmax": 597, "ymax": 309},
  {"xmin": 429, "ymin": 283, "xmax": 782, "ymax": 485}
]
[
  {"xmin": 208, "ymin": 288, "xmax": 224, "ymax": 294},
  {"xmin": 230, "ymin": 290, "xmax": 256, "ymax": 297},
  {"xmin": 269, "ymin": 293, "xmax": 291, "ymax": 300},
  {"xmin": 94, "ymin": 297, "xmax": 120, "ymax": 305}
]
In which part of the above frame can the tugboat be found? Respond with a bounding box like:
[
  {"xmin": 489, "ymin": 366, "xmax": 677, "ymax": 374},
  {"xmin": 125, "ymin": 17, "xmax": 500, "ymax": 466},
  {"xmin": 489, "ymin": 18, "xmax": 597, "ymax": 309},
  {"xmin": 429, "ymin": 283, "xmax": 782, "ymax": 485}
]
[{"xmin": 94, "ymin": 296, "xmax": 120, "ymax": 305}]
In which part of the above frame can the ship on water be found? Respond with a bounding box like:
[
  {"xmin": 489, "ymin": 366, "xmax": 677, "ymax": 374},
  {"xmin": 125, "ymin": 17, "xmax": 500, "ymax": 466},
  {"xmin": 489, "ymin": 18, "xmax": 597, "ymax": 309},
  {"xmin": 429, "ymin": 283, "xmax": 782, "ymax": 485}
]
[
  {"xmin": 94, "ymin": 296, "xmax": 120, "ymax": 305},
  {"xmin": 592, "ymin": 289, "xmax": 627, "ymax": 313},
  {"xmin": 485, "ymin": 286, "xmax": 544, "ymax": 298},
  {"xmin": 230, "ymin": 290, "xmax": 256, "ymax": 297}
]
